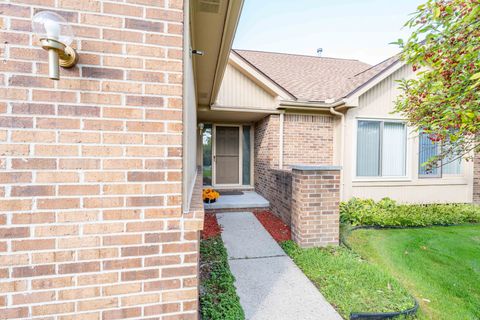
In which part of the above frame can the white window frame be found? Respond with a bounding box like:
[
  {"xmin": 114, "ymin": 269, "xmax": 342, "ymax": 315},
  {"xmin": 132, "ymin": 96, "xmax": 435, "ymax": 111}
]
[{"xmin": 354, "ymin": 118, "xmax": 409, "ymax": 180}]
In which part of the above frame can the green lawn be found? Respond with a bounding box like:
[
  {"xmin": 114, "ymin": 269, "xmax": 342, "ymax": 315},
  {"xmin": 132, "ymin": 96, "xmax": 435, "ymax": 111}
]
[
  {"xmin": 348, "ymin": 225, "xmax": 480, "ymax": 320},
  {"xmin": 280, "ymin": 241, "xmax": 415, "ymax": 319}
]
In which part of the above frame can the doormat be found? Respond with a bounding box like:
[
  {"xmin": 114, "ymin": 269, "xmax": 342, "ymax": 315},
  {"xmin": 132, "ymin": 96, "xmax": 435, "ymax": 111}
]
[{"xmin": 219, "ymin": 190, "xmax": 244, "ymax": 196}]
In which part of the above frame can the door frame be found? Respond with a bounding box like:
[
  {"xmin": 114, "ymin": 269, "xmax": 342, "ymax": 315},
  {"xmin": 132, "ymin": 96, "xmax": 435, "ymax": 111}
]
[{"xmin": 212, "ymin": 124, "xmax": 254, "ymax": 188}]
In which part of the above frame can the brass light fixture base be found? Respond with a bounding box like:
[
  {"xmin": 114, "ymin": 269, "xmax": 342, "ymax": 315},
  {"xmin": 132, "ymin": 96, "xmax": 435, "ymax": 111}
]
[
  {"xmin": 40, "ymin": 38, "xmax": 78, "ymax": 80},
  {"xmin": 59, "ymin": 46, "xmax": 79, "ymax": 68}
]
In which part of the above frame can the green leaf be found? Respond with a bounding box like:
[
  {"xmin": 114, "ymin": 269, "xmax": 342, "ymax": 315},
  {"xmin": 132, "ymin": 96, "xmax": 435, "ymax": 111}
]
[
  {"xmin": 390, "ymin": 38, "xmax": 404, "ymax": 46},
  {"xmin": 466, "ymin": 111, "xmax": 475, "ymax": 119},
  {"xmin": 470, "ymin": 72, "xmax": 480, "ymax": 81}
]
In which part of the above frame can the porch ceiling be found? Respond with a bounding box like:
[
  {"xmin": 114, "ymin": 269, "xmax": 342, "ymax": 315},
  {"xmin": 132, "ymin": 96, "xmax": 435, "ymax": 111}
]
[{"xmin": 198, "ymin": 108, "xmax": 277, "ymax": 123}]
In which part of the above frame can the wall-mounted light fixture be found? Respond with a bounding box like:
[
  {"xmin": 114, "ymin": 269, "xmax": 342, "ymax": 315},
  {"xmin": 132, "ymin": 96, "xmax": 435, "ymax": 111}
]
[
  {"xmin": 191, "ymin": 49, "xmax": 205, "ymax": 56},
  {"xmin": 32, "ymin": 11, "xmax": 78, "ymax": 80}
]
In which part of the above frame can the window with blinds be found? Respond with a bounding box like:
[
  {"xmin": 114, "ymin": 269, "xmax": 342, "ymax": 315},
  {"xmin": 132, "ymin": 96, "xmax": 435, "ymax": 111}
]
[
  {"xmin": 418, "ymin": 131, "xmax": 462, "ymax": 177},
  {"xmin": 356, "ymin": 120, "xmax": 407, "ymax": 177}
]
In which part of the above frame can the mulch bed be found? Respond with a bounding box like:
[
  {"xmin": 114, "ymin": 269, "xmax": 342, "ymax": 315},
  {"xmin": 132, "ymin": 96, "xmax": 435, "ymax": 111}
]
[
  {"xmin": 254, "ymin": 210, "xmax": 291, "ymax": 242},
  {"xmin": 202, "ymin": 213, "xmax": 222, "ymax": 239}
]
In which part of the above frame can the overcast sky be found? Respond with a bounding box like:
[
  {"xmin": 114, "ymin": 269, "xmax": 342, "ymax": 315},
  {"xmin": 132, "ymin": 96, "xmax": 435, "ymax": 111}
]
[{"xmin": 233, "ymin": 0, "xmax": 423, "ymax": 65}]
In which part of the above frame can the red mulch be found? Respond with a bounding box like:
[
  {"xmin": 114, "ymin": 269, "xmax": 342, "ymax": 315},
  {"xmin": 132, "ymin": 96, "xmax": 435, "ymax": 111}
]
[
  {"xmin": 202, "ymin": 213, "xmax": 222, "ymax": 239},
  {"xmin": 254, "ymin": 210, "xmax": 291, "ymax": 242}
]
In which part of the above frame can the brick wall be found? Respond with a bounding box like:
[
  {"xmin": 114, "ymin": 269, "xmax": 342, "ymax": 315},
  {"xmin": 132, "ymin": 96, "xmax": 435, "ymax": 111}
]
[
  {"xmin": 265, "ymin": 169, "xmax": 292, "ymax": 225},
  {"xmin": 291, "ymin": 168, "xmax": 340, "ymax": 247},
  {"xmin": 283, "ymin": 114, "xmax": 334, "ymax": 167},
  {"xmin": 0, "ymin": 1, "xmax": 203, "ymax": 319},
  {"xmin": 254, "ymin": 115, "xmax": 279, "ymax": 217},
  {"xmin": 254, "ymin": 114, "xmax": 334, "ymax": 225},
  {"xmin": 474, "ymin": 153, "xmax": 480, "ymax": 204}
]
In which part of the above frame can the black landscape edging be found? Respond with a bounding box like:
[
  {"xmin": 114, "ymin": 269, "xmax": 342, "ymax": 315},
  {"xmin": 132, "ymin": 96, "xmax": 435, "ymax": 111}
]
[{"xmin": 349, "ymin": 300, "xmax": 419, "ymax": 319}]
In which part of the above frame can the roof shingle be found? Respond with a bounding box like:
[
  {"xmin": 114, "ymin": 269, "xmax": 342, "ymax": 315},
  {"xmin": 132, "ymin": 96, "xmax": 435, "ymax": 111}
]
[{"xmin": 233, "ymin": 49, "xmax": 400, "ymax": 102}]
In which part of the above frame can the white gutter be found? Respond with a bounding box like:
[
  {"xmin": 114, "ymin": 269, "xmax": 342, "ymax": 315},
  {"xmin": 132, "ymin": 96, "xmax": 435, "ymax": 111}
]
[
  {"xmin": 279, "ymin": 99, "xmax": 346, "ymax": 109},
  {"xmin": 329, "ymin": 107, "xmax": 345, "ymax": 200}
]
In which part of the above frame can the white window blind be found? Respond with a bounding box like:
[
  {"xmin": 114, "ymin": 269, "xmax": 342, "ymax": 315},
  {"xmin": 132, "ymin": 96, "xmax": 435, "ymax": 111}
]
[
  {"xmin": 418, "ymin": 132, "xmax": 441, "ymax": 177},
  {"xmin": 382, "ymin": 122, "xmax": 407, "ymax": 176},
  {"xmin": 418, "ymin": 132, "xmax": 462, "ymax": 177},
  {"xmin": 357, "ymin": 120, "xmax": 406, "ymax": 177},
  {"xmin": 443, "ymin": 156, "xmax": 462, "ymax": 174},
  {"xmin": 356, "ymin": 121, "xmax": 380, "ymax": 176}
]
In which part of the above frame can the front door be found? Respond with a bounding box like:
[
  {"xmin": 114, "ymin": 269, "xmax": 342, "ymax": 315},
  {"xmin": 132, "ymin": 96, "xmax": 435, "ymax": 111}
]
[{"xmin": 214, "ymin": 126, "xmax": 240, "ymax": 185}]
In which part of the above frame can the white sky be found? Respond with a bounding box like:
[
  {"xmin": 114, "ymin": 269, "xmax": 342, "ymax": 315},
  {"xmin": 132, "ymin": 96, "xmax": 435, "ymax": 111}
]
[{"xmin": 233, "ymin": 0, "xmax": 423, "ymax": 65}]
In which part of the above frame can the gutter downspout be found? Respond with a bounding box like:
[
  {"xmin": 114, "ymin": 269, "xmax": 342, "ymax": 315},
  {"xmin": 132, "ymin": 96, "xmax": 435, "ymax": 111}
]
[
  {"xmin": 279, "ymin": 111, "xmax": 284, "ymax": 169},
  {"xmin": 329, "ymin": 107, "xmax": 345, "ymax": 200}
]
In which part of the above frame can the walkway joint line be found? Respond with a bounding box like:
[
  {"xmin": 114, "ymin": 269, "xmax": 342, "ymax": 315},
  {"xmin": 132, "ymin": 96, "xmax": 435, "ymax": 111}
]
[{"xmin": 228, "ymin": 254, "xmax": 286, "ymax": 261}]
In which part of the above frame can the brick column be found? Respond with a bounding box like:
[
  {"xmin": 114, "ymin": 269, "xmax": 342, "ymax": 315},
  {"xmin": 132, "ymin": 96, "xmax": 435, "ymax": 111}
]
[{"xmin": 291, "ymin": 166, "xmax": 341, "ymax": 248}]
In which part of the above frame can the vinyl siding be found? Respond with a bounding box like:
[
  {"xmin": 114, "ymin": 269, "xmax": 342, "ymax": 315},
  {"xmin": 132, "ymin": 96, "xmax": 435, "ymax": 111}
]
[
  {"xmin": 216, "ymin": 63, "xmax": 278, "ymax": 109},
  {"xmin": 343, "ymin": 64, "xmax": 474, "ymax": 203}
]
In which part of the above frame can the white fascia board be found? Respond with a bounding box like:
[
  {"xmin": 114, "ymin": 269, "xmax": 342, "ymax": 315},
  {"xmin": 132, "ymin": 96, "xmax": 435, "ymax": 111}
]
[{"xmin": 344, "ymin": 60, "xmax": 406, "ymax": 106}]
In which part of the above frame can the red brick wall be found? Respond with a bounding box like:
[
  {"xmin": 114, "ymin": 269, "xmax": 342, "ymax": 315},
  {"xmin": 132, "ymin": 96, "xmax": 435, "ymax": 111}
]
[
  {"xmin": 254, "ymin": 114, "xmax": 335, "ymax": 225},
  {"xmin": 0, "ymin": 1, "xmax": 203, "ymax": 319},
  {"xmin": 474, "ymin": 153, "xmax": 480, "ymax": 204}
]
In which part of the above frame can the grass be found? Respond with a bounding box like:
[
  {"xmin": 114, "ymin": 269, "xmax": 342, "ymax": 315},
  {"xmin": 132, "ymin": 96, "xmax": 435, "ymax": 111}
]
[
  {"xmin": 347, "ymin": 224, "xmax": 480, "ymax": 320},
  {"xmin": 280, "ymin": 240, "xmax": 415, "ymax": 319},
  {"xmin": 199, "ymin": 235, "xmax": 244, "ymax": 320}
]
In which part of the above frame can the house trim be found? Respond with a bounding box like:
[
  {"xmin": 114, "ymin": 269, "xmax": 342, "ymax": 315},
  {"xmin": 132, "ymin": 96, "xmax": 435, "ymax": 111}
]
[
  {"xmin": 210, "ymin": 105, "xmax": 281, "ymax": 114},
  {"xmin": 230, "ymin": 51, "xmax": 296, "ymax": 100},
  {"xmin": 344, "ymin": 59, "xmax": 404, "ymax": 106}
]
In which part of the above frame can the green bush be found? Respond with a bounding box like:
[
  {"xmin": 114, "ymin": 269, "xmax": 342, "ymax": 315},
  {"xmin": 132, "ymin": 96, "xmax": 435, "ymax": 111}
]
[
  {"xmin": 200, "ymin": 236, "xmax": 244, "ymax": 320},
  {"xmin": 340, "ymin": 197, "xmax": 480, "ymax": 227}
]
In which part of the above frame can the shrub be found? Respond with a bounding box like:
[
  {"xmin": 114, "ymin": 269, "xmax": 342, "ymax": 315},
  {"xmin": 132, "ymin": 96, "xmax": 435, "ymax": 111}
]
[
  {"xmin": 200, "ymin": 236, "xmax": 244, "ymax": 320},
  {"xmin": 340, "ymin": 197, "xmax": 480, "ymax": 227}
]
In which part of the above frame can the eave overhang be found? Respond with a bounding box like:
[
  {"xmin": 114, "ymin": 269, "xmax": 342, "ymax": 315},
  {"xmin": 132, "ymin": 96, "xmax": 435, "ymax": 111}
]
[{"xmin": 191, "ymin": 0, "xmax": 244, "ymax": 107}]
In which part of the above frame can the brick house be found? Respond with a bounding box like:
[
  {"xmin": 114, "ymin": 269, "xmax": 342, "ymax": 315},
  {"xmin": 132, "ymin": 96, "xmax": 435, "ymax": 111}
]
[
  {"xmin": 199, "ymin": 49, "xmax": 478, "ymax": 227},
  {"xmin": 0, "ymin": 0, "xmax": 243, "ymax": 319},
  {"xmin": 1, "ymin": 0, "xmax": 479, "ymax": 318}
]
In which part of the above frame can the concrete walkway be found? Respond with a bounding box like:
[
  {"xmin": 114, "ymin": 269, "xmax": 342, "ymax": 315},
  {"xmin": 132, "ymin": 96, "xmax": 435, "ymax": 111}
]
[{"xmin": 217, "ymin": 212, "xmax": 342, "ymax": 320}]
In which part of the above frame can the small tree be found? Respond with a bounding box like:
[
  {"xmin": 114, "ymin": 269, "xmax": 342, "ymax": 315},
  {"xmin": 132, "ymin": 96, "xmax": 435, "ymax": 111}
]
[{"xmin": 394, "ymin": 0, "xmax": 480, "ymax": 169}]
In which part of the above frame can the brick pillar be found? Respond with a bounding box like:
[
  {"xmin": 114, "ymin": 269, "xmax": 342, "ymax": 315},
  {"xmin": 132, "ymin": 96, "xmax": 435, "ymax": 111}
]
[{"xmin": 291, "ymin": 166, "xmax": 341, "ymax": 247}]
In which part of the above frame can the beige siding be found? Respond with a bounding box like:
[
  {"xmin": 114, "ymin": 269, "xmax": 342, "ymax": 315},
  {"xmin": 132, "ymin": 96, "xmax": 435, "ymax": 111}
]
[
  {"xmin": 216, "ymin": 63, "xmax": 279, "ymax": 109},
  {"xmin": 343, "ymin": 64, "xmax": 474, "ymax": 203}
]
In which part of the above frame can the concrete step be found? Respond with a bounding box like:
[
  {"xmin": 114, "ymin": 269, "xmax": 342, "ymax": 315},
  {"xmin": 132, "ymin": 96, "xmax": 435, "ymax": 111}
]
[{"xmin": 204, "ymin": 191, "xmax": 269, "ymax": 210}]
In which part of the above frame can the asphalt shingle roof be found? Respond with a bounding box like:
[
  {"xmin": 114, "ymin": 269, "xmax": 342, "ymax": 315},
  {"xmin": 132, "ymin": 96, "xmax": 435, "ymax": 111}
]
[{"xmin": 233, "ymin": 49, "xmax": 400, "ymax": 102}]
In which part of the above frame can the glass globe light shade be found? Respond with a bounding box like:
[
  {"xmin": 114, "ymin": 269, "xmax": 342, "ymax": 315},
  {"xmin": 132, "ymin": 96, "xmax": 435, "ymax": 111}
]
[{"xmin": 32, "ymin": 11, "xmax": 74, "ymax": 46}]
